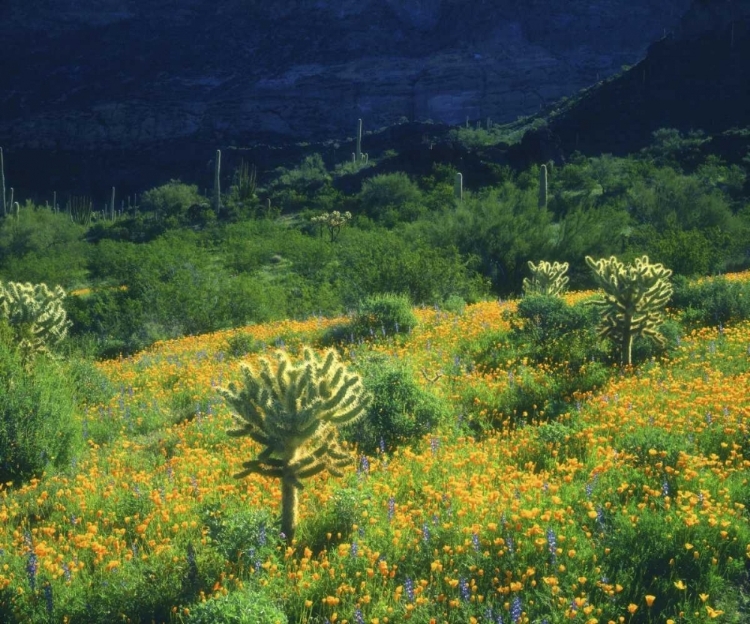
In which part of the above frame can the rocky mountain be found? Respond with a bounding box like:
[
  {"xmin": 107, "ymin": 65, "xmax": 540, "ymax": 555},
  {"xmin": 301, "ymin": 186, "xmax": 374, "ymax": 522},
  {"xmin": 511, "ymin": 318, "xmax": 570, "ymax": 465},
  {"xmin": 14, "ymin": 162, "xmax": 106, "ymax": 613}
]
[
  {"xmin": 511, "ymin": 0, "xmax": 750, "ymax": 167},
  {"xmin": 0, "ymin": 0, "xmax": 690, "ymax": 199}
]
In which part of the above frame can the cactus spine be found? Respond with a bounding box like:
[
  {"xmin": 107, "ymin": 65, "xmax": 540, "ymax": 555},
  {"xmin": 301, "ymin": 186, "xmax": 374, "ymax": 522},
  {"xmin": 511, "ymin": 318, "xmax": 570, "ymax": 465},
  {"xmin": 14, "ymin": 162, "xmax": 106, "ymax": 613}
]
[
  {"xmin": 538, "ymin": 164, "xmax": 548, "ymax": 209},
  {"xmin": 585, "ymin": 255, "xmax": 673, "ymax": 366},
  {"xmin": 214, "ymin": 149, "xmax": 221, "ymax": 216},
  {"xmin": 454, "ymin": 173, "xmax": 463, "ymax": 201},
  {"xmin": 0, "ymin": 147, "xmax": 5, "ymax": 217},
  {"xmin": 219, "ymin": 347, "xmax": 369, "ymax": 543},
  {"xmin": 523, "ymin": 260, "xmax": 569, "ymax": 296},
  {"xmin": 0, "ymin": 280, "xmax": 71, "ymax": 364},
  {"xmin": 356, "ymin": 119, "xmax": 363, "ymax": 162}
]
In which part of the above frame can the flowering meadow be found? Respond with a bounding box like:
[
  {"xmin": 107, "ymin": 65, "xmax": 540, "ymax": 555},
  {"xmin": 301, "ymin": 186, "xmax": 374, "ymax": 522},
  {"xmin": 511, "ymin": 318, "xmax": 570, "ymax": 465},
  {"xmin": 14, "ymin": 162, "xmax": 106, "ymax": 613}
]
[{"xmin": 1, "ymin": 272, "xmax": 750, "ymax": 623}]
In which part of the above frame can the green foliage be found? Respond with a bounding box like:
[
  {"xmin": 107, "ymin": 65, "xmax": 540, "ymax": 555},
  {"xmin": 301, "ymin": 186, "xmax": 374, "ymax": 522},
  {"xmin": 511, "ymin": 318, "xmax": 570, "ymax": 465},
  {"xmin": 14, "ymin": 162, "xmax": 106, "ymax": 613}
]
[
  {"xmin": 513, "ymin": 418, "xmax": 589, "ymax": 472},
  {"xmin": 585, "ymin": 255, "xmax": 673, "ymax": 365},
  {"xmin": 310, "ymin": 210, "xmax": 352, "ymax": 242},
  {"xmin": 342, "ymin": 353, "xmax": 451, "ymax": 454},
  {"xmin": 671, "ymin": 275, "xmax": 750, "ymax": 327},
  {"xmin": 224, "ymin": 332, "xmax": 261, "ymax": 359},
  {"xmin": 522, "ymin": 260, "xmax": 569, "ymax": 296},
  {"xmin": 63, "ymin": 357, "xmax": 116, "ymax": 408},
  {"xmin": 184, "ymin": 588, "xmax": 288, "ymax": 624},
  {"xmin": 350, "ymin": 292, "xmax": 418, "ymax": 339},
  {"xmin": 0, "ymin": 334, "xmax": 79, "ymax": 484},
  {"xmin": 140, "ymin": 180, "xmax": 207, "ymax": 226},
  {"xmin": 358, "ymin": 172, "xmax": 423, "ymax": 223},
  {"xmin": 219, "ymin": 347, "xmax": 370, "ymax": 542}
]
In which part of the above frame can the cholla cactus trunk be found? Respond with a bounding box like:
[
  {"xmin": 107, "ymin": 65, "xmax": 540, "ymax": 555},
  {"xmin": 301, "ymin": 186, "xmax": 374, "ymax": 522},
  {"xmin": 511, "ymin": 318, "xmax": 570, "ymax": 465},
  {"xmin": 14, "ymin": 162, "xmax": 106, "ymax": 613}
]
[
  {"xmin": 538, "ymin": 164, "xmax": 548, "ymax": 209},
  {"xmin": 356, "ymin": 119, "xmax": 362, "ymax": 162},
  {"xmin": 0, "ymin": 147, "xmax": 5, "ymax": 217},
  {"xmin": 219, "ymin": 347, "xmax": 369, "ymax": 544},
  {"xmin": 454, "ymin": 173, "xmax": 463, "ymax": 201},
  {"xmin": 214, "ymin": 149, "xmax": 221, "ymax": 216},
  {"xmin": 585, "ymin": 255, "xmax": 673, "ymax": 366}
]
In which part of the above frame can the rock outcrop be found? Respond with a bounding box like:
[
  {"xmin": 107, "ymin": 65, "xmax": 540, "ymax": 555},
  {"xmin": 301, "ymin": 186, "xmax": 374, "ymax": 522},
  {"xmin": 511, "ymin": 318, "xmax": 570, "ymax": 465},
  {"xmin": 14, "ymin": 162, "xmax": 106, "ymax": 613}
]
[{"xmin": 0, "ymin": 0, "xmax": 691, "ymax": 196}]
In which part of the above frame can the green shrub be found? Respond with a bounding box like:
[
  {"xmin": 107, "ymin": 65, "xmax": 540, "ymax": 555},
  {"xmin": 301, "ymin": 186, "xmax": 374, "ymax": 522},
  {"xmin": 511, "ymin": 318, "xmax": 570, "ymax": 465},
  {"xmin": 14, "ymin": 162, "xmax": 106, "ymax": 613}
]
[
  {"xmin": 441, "ymin": 294, "xmax": 467, "ymax": 315},
  {"xmin": 343, "ymin": 353, "xmax": 450, "ymax": 454},
  {"xmin": 513, "ymin": 419, "xmax": 588, "ymax": 472},
  {"xmin": 63, "ymin": 357, "xmax": 116, "ymax": 408},
  {"xmin": 140, "ymin": 180, "xmax": 206, "ymax": 224},
  {"xmin": 224, "ymin": 332, "xmax": 260, "ymax": 358},
  {"xmin": 671, "ymin": 275, "xmax": 750, "ymax": 327},
  {"xmin": 0, "ymin": 338, "xmax": 79, "ymax": 483},
  {"xmin": 350, "ymin": 293, "xmax": 418, "ymax": 340},
  {"xmin": 200, "ymin": 505, "xmax": 279, "ymax": 566},
  {"xmin": 358, "ymin": 172, "xmax": 423, "ymax": 222},
  {"xmin": 185, "ymin": 588, "xmax": 288, "ymax": 624}
]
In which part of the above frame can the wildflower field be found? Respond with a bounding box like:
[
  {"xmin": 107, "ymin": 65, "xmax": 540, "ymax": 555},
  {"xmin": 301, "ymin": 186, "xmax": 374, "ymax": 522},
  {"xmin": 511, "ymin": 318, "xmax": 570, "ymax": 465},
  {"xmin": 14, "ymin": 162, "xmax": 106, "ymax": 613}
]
[{"xmin": 2, "ymin": 273, "xmax": 750, "ymax": 624}]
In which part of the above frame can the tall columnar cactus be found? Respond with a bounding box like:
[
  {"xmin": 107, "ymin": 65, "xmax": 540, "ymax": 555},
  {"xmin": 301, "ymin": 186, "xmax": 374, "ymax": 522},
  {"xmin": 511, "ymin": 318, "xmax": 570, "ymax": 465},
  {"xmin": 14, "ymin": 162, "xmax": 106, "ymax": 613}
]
[
  {"xmin": 214, "ymin": 149, "xmax": 222, "ymax": 216},
  {"xmin": 110, "ymin": 186, "xmax": 116, "ymax": 221},
  {"xmin": 523, "ymin": 260, "xmax": 569, "ymax": 296},
  {"xmin": 0, "ymin": 147, "xmax": 5, "ymax": 217},
  {"xmin": 0, "ymin": 281, "xmax": 71, "ymax": 363},
  {"xmin": 454, "ymin": 172, "xmax": 463, "ymax": 201},
  {"xmin": 585, "ymin": 255, "xmax": 673, "ymax": 366},
  {"xmin": 356, "ymin": 119, "xmax": 363, "ymax": 162},
  {"xmin": 219, "ymin": 347, "xmax": 369, "ymax": 543},
  {"xmin": 538, "ymin": 164, "xmax": 548, "ymax": 209}
]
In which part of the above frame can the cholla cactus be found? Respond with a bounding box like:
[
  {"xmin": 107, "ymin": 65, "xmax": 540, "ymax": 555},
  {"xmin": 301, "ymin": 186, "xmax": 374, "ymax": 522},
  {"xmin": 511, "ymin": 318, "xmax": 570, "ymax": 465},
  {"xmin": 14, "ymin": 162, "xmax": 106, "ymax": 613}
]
[
  {"xmin": 219, "ymin": 347, "xmax": 369, "ymax": 543},
  {"xmin": 310, "ymin": 210, "xmax": 352, "ymax": 242},
  {"xmin": 523, "ymin": 260, "xmax": 569, "ymax": 296},
  {"xmin": 585, "ymin": 255, "xmax": 673, "ymax": 366},
  {"xmin": 0, "ymin": 281, "xmax": 71, "ymax": 362}
]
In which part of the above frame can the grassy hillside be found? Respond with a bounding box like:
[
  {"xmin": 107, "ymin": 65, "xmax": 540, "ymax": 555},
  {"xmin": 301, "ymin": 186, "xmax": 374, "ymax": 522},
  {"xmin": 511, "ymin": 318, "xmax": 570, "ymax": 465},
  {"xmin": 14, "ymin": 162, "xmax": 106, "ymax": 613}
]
[{"xmin": 1, "ymin": 271, "xmax": 749, "ymax": 623}]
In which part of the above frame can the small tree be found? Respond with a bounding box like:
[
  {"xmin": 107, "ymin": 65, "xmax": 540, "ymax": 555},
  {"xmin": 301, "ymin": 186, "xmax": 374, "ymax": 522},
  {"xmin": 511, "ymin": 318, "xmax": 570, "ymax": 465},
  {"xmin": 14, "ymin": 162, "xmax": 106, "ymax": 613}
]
[
  {"xmin": 0, "ymin": 281, "xmax": 71, "ymax": 365},
  {"xmin": 310, "ymin": 210, "xmax": 352, "ymax": 242},
  {"xmin": 585, "ymin": 255, "xmax": 673, "ymax": 366},
  {"xmin": 219, "ymin": 347, "xmax": 370, "ymax": 543},
  {"xmin": 522, "ymin": 260, "xmax": 569, "ymax": 296}
]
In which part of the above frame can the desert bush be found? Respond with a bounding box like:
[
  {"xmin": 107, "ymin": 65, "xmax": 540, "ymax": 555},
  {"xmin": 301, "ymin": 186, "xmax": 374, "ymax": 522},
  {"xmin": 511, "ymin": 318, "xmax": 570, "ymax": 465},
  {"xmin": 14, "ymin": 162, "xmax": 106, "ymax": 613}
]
[
  {"xmin": 0, "ymin": 332, "xmax": 79, "ymax": 484},
  {"xmin": 184, "ymin": 588, "xmax": 288, "ymax": 624},
  {"xmin": 349, "ymin": 293, "xmax": 418, "ymax": 340},
  {"xmin": 671, "ymin": 275, "xmax": 750, "ymax": 327},
  {"xmin": 343, "ymin": 353, "xmax": 450, "ymax": 454}
]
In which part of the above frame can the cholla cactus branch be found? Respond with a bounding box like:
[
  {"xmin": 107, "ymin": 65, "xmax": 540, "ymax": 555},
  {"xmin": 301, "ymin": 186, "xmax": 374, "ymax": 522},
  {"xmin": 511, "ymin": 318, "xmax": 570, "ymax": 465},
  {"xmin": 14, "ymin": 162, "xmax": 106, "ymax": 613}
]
[
  {"xmin": 0, "ymin": 281, "xmax": 71, "ymax": 363},
  {"xmin": 219, "ymin": 346, "xmax": 369, "ymax": 543},
  {"xmin": 523, "ymin": 260, "xmax": 569, "ymax": 296},
  {"xmin": 310, "ymin": 211, "xmax": 352, "ymax": 242},
  {"xmin": 585, "ymin": 255, "xmax": 673, "ymax": 366}
]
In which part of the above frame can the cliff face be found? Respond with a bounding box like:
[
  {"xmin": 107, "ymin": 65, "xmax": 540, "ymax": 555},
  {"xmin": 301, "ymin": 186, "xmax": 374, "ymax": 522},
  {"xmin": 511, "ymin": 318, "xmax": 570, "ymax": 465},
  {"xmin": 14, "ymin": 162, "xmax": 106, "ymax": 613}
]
[
  {"xmin": 510, "ymin": 0, "xmax": 750, "ymax": 167},
  {"xmin": 0, "ymin": 1, "xmax": 688, "ymax": 152}
]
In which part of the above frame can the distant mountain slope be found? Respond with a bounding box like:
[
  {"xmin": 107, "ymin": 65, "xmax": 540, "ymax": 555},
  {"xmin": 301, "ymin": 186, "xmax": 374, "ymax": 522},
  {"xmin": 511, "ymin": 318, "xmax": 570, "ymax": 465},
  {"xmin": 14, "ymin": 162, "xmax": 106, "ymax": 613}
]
[
  {"xmin": 510, "ymin": 0, "xmax": 750, "ymax": 166},
  {"xmin": 0, "ymin": 0, "xmax": 689, "ymax": 197}
]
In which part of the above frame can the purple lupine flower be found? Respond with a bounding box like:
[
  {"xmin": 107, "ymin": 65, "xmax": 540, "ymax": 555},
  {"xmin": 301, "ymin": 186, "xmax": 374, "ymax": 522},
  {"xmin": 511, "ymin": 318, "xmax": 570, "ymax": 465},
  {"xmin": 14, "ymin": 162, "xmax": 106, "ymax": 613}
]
[
  {"xmin": 547, "ymin": 528, "xmax": 557, "ymax": 562},
  {"xmin": 379, "ymin": 437, "xmax": 386, "ymax": 454},
  {"xmin": 388, "ymin": 497, "xmax": 395, "ymax": 521},
  {"xmin": 585, "ymin": 482, "xmax": 594, "ymax": 498},
  {"xmin": 597, "ymin": 507, "xmax": 606, "ymax": 529},
  {"xmin": 459, "ymin": 577, "xmax": 470, "ymax": 601},
  {"xmin": 26, "ymin": 551, "xmax": 38, "ymax": 591},
  {"xmin": 258, "ymin": 525, "xmax": 267, "ymax": 546},
  {"xmin": 351, "ymin": 541, "xmax": 358, "ymax": 557},
  {"xmin": 422, "ymin": 523, "xmax": 431, "ymax": 543},
  {"xmin": 542, "ymin": 482, "xmax": 549, "ymax": 493},
  {"xmin": 505, "ymin": 536, "xmax": 514, "ymax": 555},
  {"xmin": 62, "ymin": 563, "xmax": 71, "ymax": 582},
  {"xmin": 359, "ymin": 455, "xmax": 370, "ymax": 475},
  {"xmin": 706, "ymin": 412, "xmax": 713, "ymax": 425},
  {"xmin": 354, "ymin": 608, "xmax": 365, "ymax": 624},
  {"xmin": 430, "ymin": 436, "xmax": 440, "ymax": 455},
  {"xmin": 44, "ymin": 581, "xmax": 53, "ymax": 616},
  {"xmin": 511, "ymin": 596, "xmax": 522, "ymax": 623},
  {"xmin": 662, "ymin": 480, "xmax": 670, "ymax": 497},
  {"xmin": 404, "ymin": 577, "xmax": 415, "ymax": 602},
  {"xmin": 472, "ymin": 531, "xmax": 480, "ymax": 552}
]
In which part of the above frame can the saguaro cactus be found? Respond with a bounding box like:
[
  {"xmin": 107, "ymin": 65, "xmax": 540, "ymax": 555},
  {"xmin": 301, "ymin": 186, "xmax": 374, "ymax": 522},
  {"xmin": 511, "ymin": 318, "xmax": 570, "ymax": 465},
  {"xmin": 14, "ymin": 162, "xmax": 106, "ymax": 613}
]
[
  {"xmin": 585, "ymin": 255, "xmax": 673, "ymax": 366},
  {"xmin": 0, "ymin": 281, "xmax": 71, "ymax": 363},
  {"xmin": 356, "ymin": 119, "xmax": 363, "ymax": 162},
  {"xmin": 538, "ymin": 164, "xmax": 548, "ymax": 209},
  {"xmin": 110, "ymin": 186, "xmax": 116, "ymax": 221},
  {"xmin": 523, "ymin": 260, "xmax": 569, "ymax": 296},
  {"xmin": 0, "ymin": 147, "xmax": 5, "ymax": 217},
  {"xmin": 454, "ymin": 173, "xmax": 463, "ymax": 201},
  {"xmin": 219, "ymin": 347, "xmax": 369, "ymax": 543},
  {"xmin": 214, "ymin": 149, "xmax": 222, "ymax": 216}
]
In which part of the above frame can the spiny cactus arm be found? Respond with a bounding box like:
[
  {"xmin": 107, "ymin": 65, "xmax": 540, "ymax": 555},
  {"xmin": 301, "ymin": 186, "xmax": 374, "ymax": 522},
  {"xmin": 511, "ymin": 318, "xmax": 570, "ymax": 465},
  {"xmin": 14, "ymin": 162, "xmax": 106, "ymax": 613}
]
[
  {"xmin": 234, "ymin": 460, "xmax": 285, "ymax": 480},
  {"xmin": 316, "ymin": 374, "xmax": 363, "ymax": 415},
  {"xmin": 326, "ymin": 398, "xmax": 369, "ymax": 425}
]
